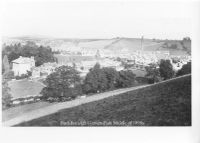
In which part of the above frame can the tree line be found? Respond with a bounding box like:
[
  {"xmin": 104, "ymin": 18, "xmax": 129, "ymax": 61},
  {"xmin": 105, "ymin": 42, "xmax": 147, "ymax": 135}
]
[
  {"xmin": 145, "ymin": 59, "xmax": 191, "ymax": 83},
  {"xmin": 2, "ymin": 41, "xmax": 57, "ymax": 73},
  {"xmin": 41, "ymin": 59, "xmax": 191, "ymax": 102},
  {"xmin": 41, "ymin": 63, "xmax": 138, "ymax": 102}
]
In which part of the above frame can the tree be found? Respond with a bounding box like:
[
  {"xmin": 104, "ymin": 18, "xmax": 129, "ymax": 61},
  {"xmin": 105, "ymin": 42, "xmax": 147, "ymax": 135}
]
[
  {"xmin": 41, "ymin": 65, "xmax": 82, "ymax": 100},
  {"xmin": 176, "ymin": 62, "xmax": 191, "ymax": 76},
  {"xmin": 145, "ymin": 63, "xmax": 162, "ymax": 83},
  {"xmin": 2, "ymin": 42, "xmax": 57, "ymax": 67},
  {"xmin": 2, "ymin": 55, "xmax": 10, "ymax": 74},
  {"xmin": 159, "ymin": 59, "xmax": 175, "ymax": 80},
  {"xmin": 83, "ymin": 63, "xmax": 108, "ymax": 94},
  {"xmin": 2, "ymin": 79, "xmax": 12, "ymax": 109},
  {"xmin": 102, "ymin": 67, "xmax": 120, "ymax": 90},
  {"xmin": 117, "ymin": 70, "xmax": 137, "ymax": 88}
]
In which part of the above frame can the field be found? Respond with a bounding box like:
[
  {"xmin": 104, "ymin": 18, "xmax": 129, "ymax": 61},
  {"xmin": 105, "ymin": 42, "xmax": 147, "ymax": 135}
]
[
  {"xmin": 8, "ymin": 79, "xmax": 45, "ymax": 99},
  {"xmin": 18, "ymin": 75, "xmax": 191, "ymax": 126},
  {"xmin": 2, "ymin": 101, "xmax": 56, "ymax": 122}
]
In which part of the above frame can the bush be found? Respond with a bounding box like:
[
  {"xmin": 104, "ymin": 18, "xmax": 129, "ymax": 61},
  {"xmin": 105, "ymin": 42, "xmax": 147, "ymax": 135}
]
[
  {"xmin": 135, "ymin": 77, "xmax": 149, "ymax": 84},
  {"xmin": 15, "ymin": 73, "xmax": 30, "ymax": 80},
  {"xmin": 176, "ymin": 62, "xmax": 191, "ymax": 76},
  {"xmin": 2, "ymin": 79, "xmax": 12, "ymax": 109}
]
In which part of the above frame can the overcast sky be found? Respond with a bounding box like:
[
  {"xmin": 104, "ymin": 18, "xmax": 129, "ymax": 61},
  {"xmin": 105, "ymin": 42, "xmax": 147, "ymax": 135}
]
[{"xmin": 1, "ymin": 0, "xmax": 195, "ymax": 39}]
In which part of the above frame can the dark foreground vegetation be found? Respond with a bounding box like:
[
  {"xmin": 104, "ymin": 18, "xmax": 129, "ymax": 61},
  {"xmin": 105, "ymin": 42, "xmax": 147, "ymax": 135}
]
[{"xmin": 18, "ymin": 75, "xmax": 191, "ymax": 126}]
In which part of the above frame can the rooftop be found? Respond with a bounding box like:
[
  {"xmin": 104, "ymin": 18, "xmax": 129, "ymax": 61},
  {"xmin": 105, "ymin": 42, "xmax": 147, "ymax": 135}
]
[{"xmin": 12, "ymin": 56, "xmax": 34, "ymax": 64}]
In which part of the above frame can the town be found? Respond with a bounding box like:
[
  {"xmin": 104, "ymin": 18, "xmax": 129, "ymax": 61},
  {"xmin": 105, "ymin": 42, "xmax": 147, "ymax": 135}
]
[{"xmin": 2, "ymin": 37, "xmax": 191, "ymax": 107}]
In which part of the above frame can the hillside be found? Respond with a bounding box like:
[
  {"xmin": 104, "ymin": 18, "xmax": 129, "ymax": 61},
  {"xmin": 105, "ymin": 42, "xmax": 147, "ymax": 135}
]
[
  {"xmin": 3, "ymin": 37, "xmax": 190, "ymax": 56},
  {"xmin": 18, "ymin": 75, "xmax": 191, "ymax": 126}
]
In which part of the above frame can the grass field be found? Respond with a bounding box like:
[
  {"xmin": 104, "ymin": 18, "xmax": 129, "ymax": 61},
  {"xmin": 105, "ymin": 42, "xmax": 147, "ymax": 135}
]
[
  {"xmin": 18, "ymin": 75, "xmax": 191, "ymax": 126},
  {"xmin": 8, "ymin": 79, "xmax": 45, "ymax": 99}
]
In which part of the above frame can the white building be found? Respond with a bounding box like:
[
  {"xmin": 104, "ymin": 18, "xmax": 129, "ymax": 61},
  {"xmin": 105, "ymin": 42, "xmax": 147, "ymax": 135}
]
[{"xmin": 12, "ymin": 56, "xmax": 35, "ymax": 76}]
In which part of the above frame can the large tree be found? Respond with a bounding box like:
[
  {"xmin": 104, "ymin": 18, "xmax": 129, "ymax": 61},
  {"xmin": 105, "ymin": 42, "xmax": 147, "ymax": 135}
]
[
  {"xmin": 117, "ymin": 70, "xmax": 137, "ymax": 88},
  {"xmin": 176, "ymin": 62, "xmax": 191, "ymax": 76},
  {"xmin": 83, "ymin": 63, "xmax": 108, "ymax": 94},
  {"xmin": 102, "ymin": 67, "xmax": 120, "ymax": 90},
  {"xmin": 145, "ymin": 63, "xmax": 162, "ymax": 83},
  {"xmin": 159, "ymin": 59, "xmax": 175, "ymax": 80},
  {"xmin": 41, "ymin": 65, "xmax": 82, "ymax": 100}
]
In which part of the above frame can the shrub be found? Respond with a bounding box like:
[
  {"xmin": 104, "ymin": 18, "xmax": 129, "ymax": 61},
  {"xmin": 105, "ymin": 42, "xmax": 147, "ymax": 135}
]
[{"xmin": 176, "ymin": 62, "xmax": 191, "ymax": 76}]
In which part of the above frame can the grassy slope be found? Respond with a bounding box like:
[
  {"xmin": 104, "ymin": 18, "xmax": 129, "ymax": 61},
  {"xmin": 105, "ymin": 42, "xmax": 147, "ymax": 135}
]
[
  {"xmin": 3, "ymin": 102, "xmax": 55, "ymax": 122},
  {"xmin": 18, "ymin": 75, "xmax": 191, "ymax": 126}
]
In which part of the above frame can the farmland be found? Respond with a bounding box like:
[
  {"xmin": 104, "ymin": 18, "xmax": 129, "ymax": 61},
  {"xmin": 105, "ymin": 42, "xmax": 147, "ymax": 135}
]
[{"xmin": 18, "ymin": 75, "xmax": 191, "ymax": 126}]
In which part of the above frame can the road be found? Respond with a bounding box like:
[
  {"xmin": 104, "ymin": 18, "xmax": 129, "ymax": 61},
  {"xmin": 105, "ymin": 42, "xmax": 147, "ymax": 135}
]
[{"xmin": 3, "ymin": 74, "xmax": 190, "ymax": 126}]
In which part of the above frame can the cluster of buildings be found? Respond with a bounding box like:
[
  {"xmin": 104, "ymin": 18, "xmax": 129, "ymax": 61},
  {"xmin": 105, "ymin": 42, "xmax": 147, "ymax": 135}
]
[
  {"xmin": 11, "ymin": 54, "xmax": 123, "ymax": 79},
  {"xmin": 11, "ymin": 41, "xmax": 191, "ymax": 80},
  {"xmin": 11, "ymin": 56, "xmax": 58, "ymax": 78}
]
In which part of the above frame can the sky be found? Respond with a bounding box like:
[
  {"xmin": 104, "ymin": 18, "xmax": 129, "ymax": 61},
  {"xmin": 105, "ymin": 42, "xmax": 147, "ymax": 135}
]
[{"xmin": 1, "ymin": 0, "xmax": 195, "ymax": 40}]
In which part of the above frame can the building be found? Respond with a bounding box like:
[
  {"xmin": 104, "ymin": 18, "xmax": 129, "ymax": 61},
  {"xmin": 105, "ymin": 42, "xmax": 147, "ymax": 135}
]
[
  {"xmin": 12, "ymin": 56, "xmax": 35, "ymax": 76},
  {"xmin": 32, "ymin": 62, "xmax": 58, "ymax": 78}
]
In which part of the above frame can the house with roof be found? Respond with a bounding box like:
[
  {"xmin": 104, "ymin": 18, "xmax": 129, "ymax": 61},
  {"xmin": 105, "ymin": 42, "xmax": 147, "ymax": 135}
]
[{"xmin": 12, "ymin": 56, "xmax": 35, "ymax": 76}]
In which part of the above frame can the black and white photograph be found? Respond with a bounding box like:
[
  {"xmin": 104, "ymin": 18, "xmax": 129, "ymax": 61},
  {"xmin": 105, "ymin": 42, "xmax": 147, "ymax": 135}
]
[{"xmin": 0, "ymin": 0, "xmax": 199, "ymax": 137}]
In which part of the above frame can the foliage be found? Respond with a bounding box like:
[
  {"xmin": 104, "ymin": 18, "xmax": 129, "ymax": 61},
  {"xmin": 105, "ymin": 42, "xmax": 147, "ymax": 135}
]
[
  {"xmin": 2, "ymin": 55, "xmax": 10, "ymax": 74},
  {"xmin": 102, "ymin": 67, "xmax": 120, "ymax": 90},
  {"xmin": 83, "ymin": 63, "xmax": 108, "ymax": 94},
  {"xmin": 2, "ymin": 79, "xmax": 12, "ymax": 109},
  {"xmin": 2, "ymin": 42, "xmax": 56, "ymax": 67},
  {"xmin": 40, "ymin": 66, "xmax": 82, "ymax": 100},
  {"xmin": 83, "ymin": 63, "xmax": 137, "ymax": 94},
  {"xmin": 15, "ymin": 71, "xmax": 31, "ymax": 80},
  {"xmin": 159, "ymin": 59, "xmax": 175, "ymax": 80},
  {"xmin": 117, "ymin": 70, "xmax": 137, "ymax": 88},
  {"xmin": 3, "ymin": 71, "xmax": 14, "ymax": 80},
  {"xmin": 176, "ymin": 62, "xmax": 191, "ymax": 76},
  {"xmin": 145, "ymin": 63, "xmax": 162, "ymax": 83},
  {"xmin": 181, "ymin": 37, "xmax": 191, "ymax": 54}
]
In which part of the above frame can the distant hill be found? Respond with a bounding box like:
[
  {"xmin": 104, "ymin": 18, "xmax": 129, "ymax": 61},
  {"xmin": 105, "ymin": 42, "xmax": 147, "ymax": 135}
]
[
  {"xmin": 18, "ymin": 75, "xmax": 191, "ymax": 126},
  {"xmin": 103, "ymin": 38, "xmax": 163, "ymax": 52},
  {"xmin": 3, "ymin": 36, "xmax": 191, "ymax": 56}
]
